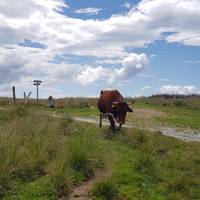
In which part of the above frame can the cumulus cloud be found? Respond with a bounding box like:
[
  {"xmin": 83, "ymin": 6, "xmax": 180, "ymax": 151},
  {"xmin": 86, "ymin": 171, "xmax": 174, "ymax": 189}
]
[
  {"xmin": 76, "ymin": 66, "xmax": 108, "ymax": 86},
  {"xmin": 1, "ymin": 0, "xmax": 200, "ymax": 56},
  {"xmin": 160, "ymin": 85, "xmax": 200, "ymax": 95},
  {"xmin": 75, "ymin": 7, "xmax": 102, "ymax": 15},
  {"xmin": 0, "ymin": 0, "xmax": 42, "ymax": 18},
  {"xmin": 121, "ymin": 2, "xmax": 132, "ymax": 9},
  {"xmin": 95, "ymin": 59, "xmax": 122, "ymax": 65},
  {"xmin": 109, "ymin": 53, "xmax": 149, "ymax": 82},
  {"xmin": 76, "ymin": 53, "xmax": 149, "ymax": 85},
  {"xmin": 1, "ymin": 0, "xmax": 200, "ymax": 57}
]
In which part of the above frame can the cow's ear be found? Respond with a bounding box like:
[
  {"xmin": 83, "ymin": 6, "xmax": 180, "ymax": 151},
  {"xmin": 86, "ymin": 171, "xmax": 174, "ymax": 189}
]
[{"xmin": 127, "ymin": 105, "xmax": 133, "ymax": 112}]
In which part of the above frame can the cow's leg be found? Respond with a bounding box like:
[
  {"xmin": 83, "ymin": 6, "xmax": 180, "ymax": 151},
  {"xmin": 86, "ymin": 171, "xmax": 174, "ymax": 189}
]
[
  {"xmin": 108, "ymin": 115, "xmax": 115, "ymax": 131},
  {"xmin": 99, "ymin": 113, "xmax": 102, "ymax": 128}
]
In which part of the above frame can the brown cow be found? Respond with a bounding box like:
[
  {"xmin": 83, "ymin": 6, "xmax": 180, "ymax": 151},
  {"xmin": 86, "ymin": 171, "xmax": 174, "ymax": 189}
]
[{"xmin": 97, "ymin": 89, "xmax": 133, "ymax": 131}]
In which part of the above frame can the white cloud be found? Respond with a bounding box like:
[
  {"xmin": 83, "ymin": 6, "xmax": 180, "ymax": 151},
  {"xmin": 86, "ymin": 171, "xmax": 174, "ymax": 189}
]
[
  {"xmin": 75, "ymin": 7, "xmax": 102, "ymax": 15},
  {"xmin": 109, "ymin": 53, "xmax": 149, "ymax": 82},
  {"xmin": 77, "ymin": 53, "xmax": 149, "ymax": 85},
  {"xmin": 95, "ymin": 59, "xmax": 122, "ymax": 65},
  {"xmin": 0, "ymin": 44, "xmax": 148, "ymax": 90},
  {"xmin": 0, "ymin": 0, "xmax": 42, "ymax": 18},
  {"xmin": 121, "ymin": 2, "xmax": 132, "ymax": 9},
  {"xmin": 1, "ymin": 0, "xmax": 200, "ymax": 55},
  {"xmin": 160, "ymin": 85, "xmax": 200, "ymax": 95},
  {"xmin": 76, "ymin": 66, "xmax": 108, "ymax": 86},
  {"xmin": 1, "ymin": 0, "xmax": 200, "ymax": 59}
]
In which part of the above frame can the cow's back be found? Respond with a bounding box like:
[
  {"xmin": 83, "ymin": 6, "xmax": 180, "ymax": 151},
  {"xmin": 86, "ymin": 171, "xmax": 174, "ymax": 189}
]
[{"xmin": 97, "ymin": 90, "xmax": 124, "ymax": 113}]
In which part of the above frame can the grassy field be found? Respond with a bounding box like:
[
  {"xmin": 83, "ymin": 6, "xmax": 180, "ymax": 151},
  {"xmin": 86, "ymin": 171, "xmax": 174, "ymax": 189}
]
[
  {"xmin": 48, "ymin": 95, "xmax": 200, "ymax": 131},
  {"xmin": 1, "ymin": 95, "xmax": 200, "ymax": 131},
  {"xmin": 0, "ymin": 105, "xmax": 199, "ymax": 200},
  {"xmin": 132, "ymin": 101, "xmax": 200, "ymax": 130}
]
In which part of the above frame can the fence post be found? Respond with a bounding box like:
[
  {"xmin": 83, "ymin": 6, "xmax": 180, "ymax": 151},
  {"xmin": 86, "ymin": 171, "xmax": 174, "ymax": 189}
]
[{"xmin": 12, "ymin": 86, "xmax": 16, "ymax": 104}]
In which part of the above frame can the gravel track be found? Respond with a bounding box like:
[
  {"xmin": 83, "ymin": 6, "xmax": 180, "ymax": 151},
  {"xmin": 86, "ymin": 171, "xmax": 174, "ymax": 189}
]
[{"xmin": 72, "ymin": 116, "xmax": 200, "ymax": 142}]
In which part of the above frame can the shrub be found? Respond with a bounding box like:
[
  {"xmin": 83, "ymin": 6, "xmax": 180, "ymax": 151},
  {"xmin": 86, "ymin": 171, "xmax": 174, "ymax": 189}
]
[{"xmin": 173, "ymin": 100, "xmax": 187, "ymax": 107}]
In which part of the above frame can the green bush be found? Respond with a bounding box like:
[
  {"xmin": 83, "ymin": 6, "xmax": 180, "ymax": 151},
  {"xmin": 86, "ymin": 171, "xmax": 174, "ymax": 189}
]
[{"xmin": 173, "ymin": 100, "xmax": 187, "ymax": 107}]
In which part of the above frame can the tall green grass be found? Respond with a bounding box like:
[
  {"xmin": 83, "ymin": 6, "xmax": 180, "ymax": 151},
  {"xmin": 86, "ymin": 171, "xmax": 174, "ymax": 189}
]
[
  {"xmin": 110, "ymin": 129, "xmax": 200, "ymax": 200},
  {"xmin": 0, "ymin": 106, "xmax": 106, "ymax": 199},
  {"xmin": 91, "ymin": 179, "xmax": 119, "ymax": 200}
]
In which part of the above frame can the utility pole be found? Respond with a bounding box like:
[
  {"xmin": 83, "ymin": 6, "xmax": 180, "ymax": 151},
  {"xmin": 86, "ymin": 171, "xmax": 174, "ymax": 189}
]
[{"xmin": 33, "ymin": 80, "xmax": 42, "ymax": 104}]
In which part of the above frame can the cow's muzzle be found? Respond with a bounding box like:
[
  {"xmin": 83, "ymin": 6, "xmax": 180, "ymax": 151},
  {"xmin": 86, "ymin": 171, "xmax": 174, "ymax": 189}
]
[
  {"xmin": 120, "ymin": 121, "xmax": 125, "ymax": 125},
  {"xmin": 117, "ymin": 119, "xmax": 125, "ymax": 125}
]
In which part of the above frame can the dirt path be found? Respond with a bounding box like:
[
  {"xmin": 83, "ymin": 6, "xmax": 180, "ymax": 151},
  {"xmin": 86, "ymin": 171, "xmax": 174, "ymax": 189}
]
[
  {"xmin": 0, "ymin": 107, "xmax": 9, "ymax": 110},
  {"xmin": 72, "ymin": 116, "xmax": 200, "ymax": 142},
  {"xmin": 67, "ymin": 179, "xmax": 94, "ymax": 200},
  {"xmin": 65, "ymin": 170, "xmax": 111, "ymax": 200}
]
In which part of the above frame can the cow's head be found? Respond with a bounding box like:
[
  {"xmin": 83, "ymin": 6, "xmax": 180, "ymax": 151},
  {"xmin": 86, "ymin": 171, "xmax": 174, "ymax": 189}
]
[{"xmin": 112, "ymin": 102, "xmax": 133, "ymax": 125}]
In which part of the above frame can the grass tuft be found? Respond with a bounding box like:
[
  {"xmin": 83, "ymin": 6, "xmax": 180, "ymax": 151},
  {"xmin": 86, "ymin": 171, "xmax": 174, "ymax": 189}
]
[{"xmin": 91, "ymin": 179, "xmax": 119, "ymax": 200}]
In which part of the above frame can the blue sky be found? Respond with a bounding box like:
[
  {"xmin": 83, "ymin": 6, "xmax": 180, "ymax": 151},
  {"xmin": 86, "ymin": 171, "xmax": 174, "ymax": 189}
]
[
  {"xmin": 0, "ymin": 0, "xmax": 200, "ymax": 98},
  {"xmin": 63, "ymin": 0, "xmax": 140, "ymax": 19}
]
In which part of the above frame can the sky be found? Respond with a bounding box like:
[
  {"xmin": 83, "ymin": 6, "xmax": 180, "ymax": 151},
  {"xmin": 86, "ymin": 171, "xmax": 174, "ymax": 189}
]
[{"xmin": 0, "ymin": 0, "xmax": 200, "ymax": 98}]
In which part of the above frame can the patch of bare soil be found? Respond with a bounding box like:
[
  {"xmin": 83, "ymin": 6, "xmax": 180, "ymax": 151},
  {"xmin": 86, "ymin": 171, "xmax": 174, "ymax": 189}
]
[
  {"xmin": 0, "ymin": 107, "xmax": 9, "ymax": 110},
  {"xmin": 133, "ymin": 108, "xmax": 166, "ymax": 119},
  {"xmin": 65, "ymin": 170, "xmax": 111, "ymax": 200}
]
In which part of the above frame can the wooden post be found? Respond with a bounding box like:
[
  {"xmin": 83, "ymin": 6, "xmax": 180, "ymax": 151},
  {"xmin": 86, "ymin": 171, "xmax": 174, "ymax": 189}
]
[
  {"xmin": 24, "ymin": 91, "xmax": 32, "ymax": 104},
  {"xmin": 37, "ymin": 84, "xmax": 39, "ymax": 103},
  {"xmin": 12, "ymin": 86, "xmax": 16, "ymax": 104}
]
